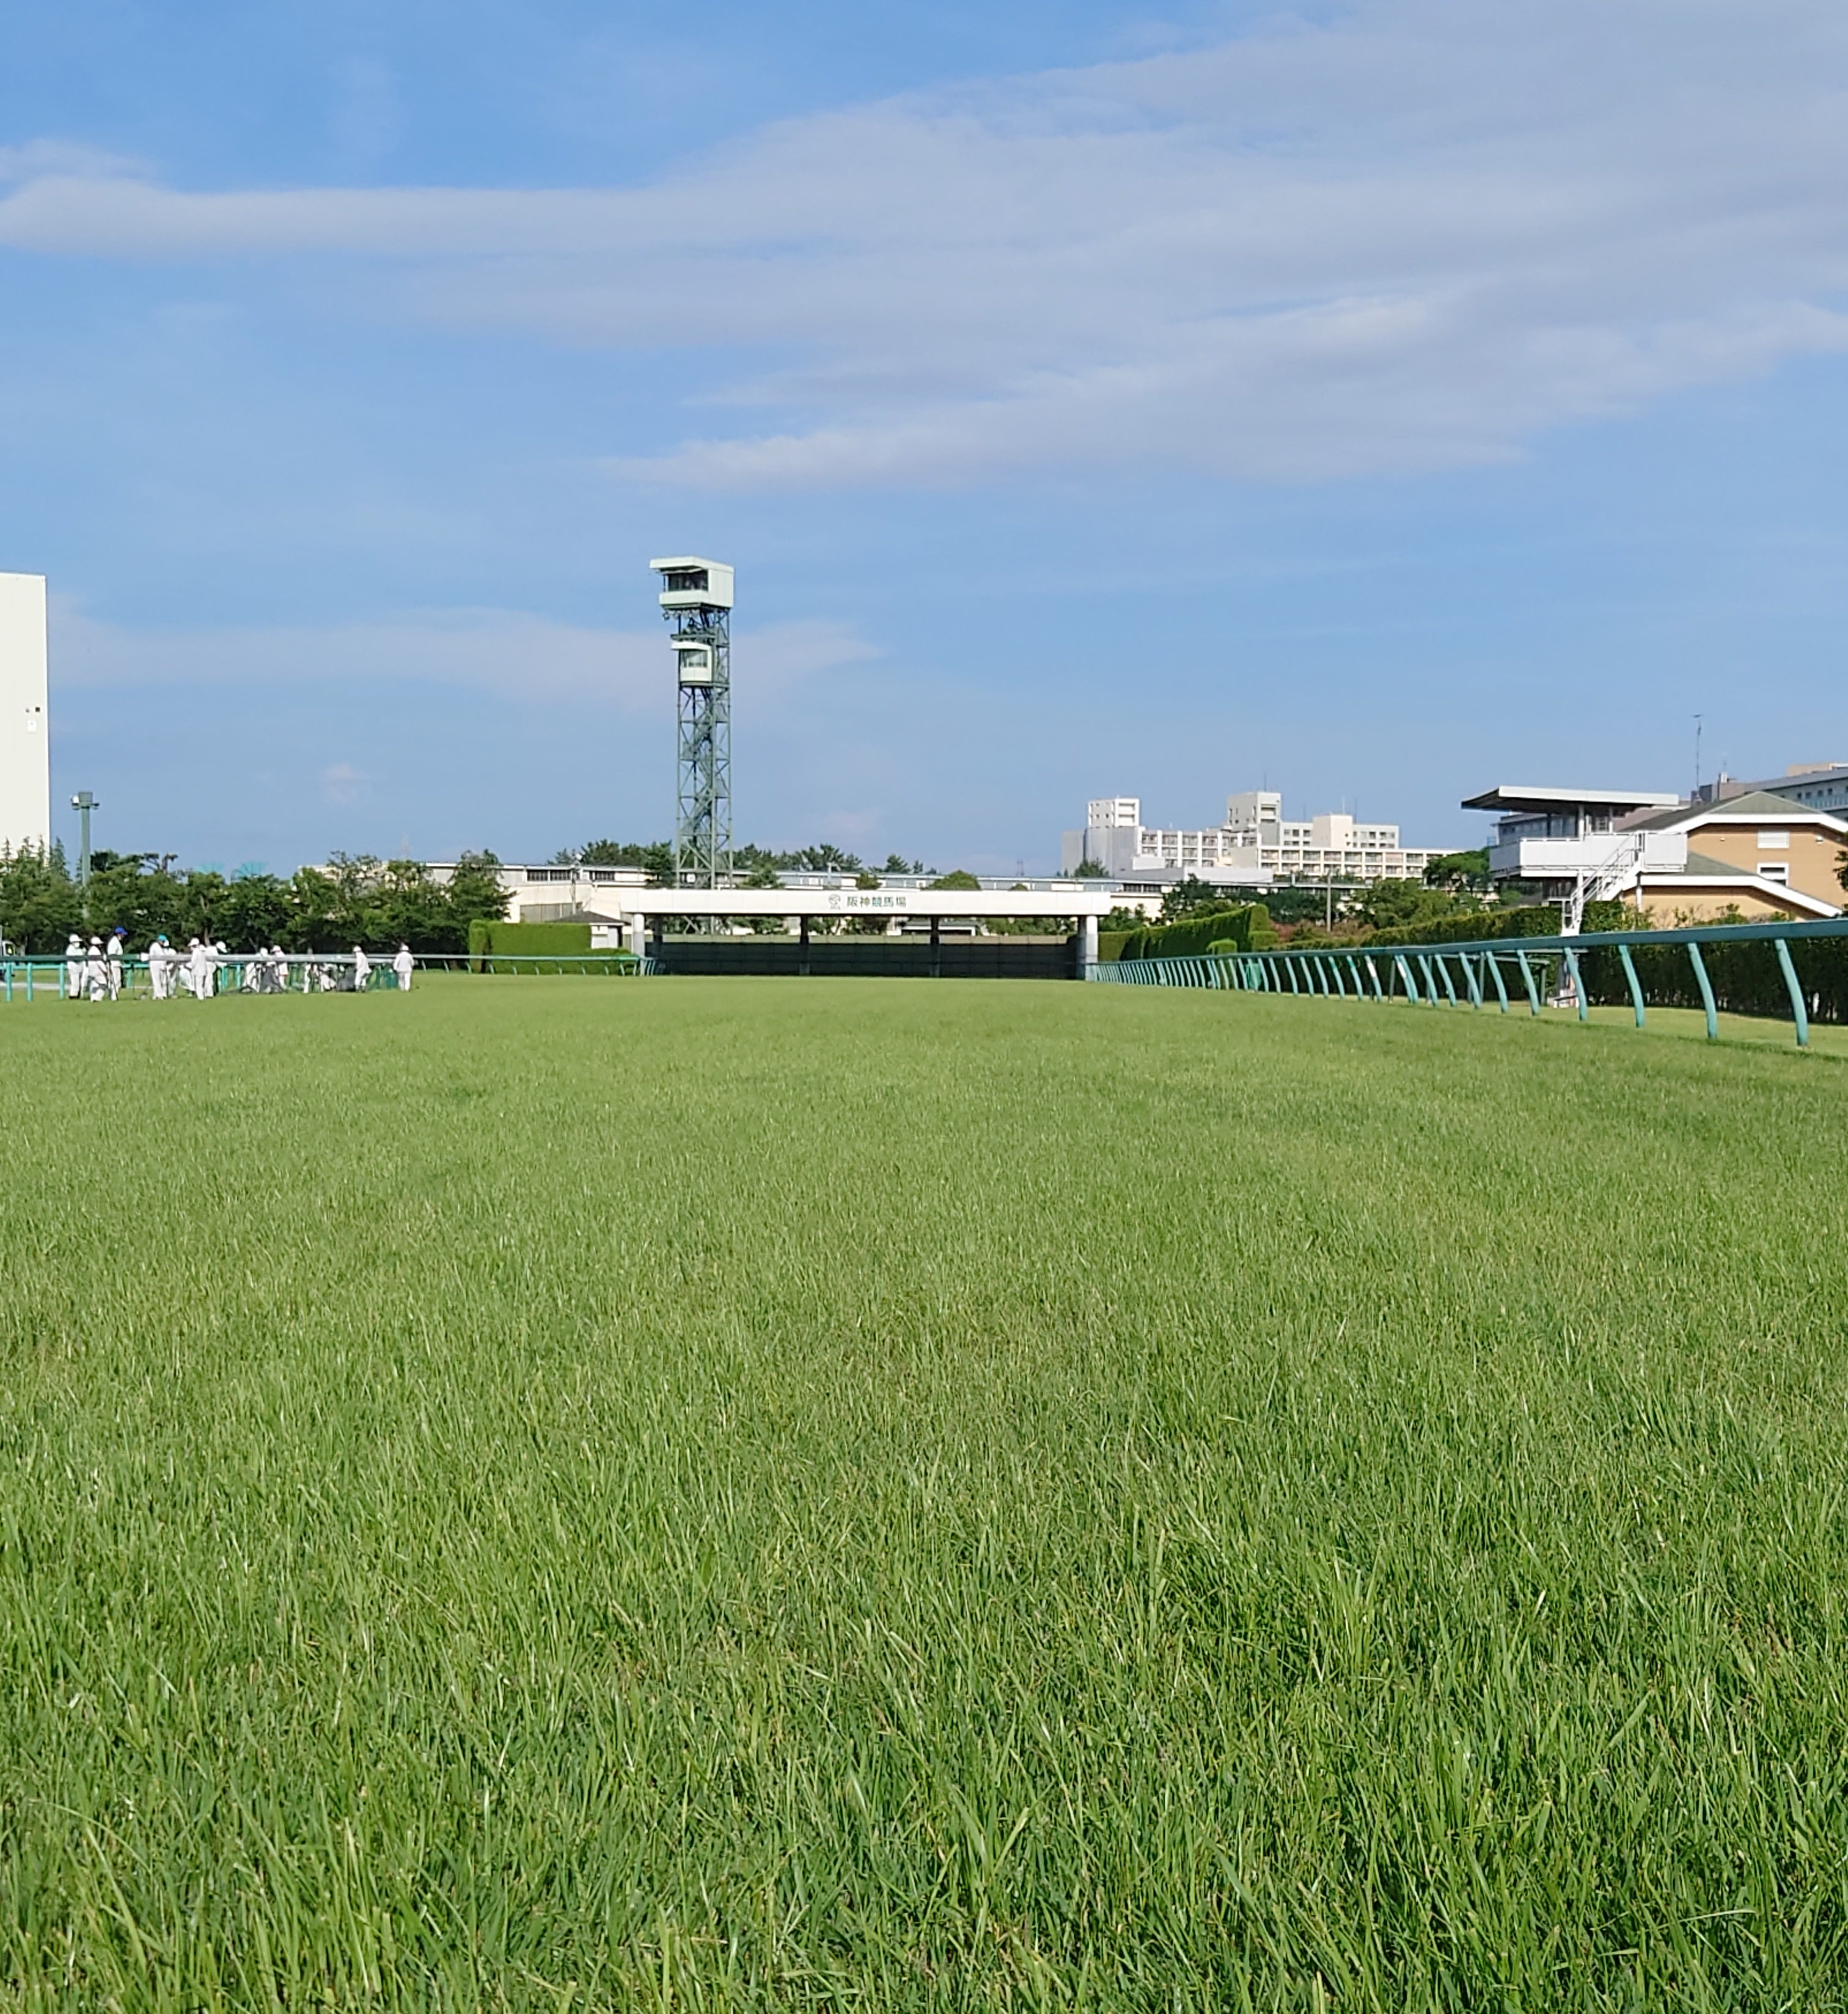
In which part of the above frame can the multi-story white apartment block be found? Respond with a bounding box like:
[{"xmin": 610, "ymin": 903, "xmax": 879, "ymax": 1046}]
[
  {"xmin": 1062, "ymin": 792, "xmax": 1439, "ymax": 884},
  {"xmin": 1, "ymin": 574, "xmax": 50, "ymax": 855}
]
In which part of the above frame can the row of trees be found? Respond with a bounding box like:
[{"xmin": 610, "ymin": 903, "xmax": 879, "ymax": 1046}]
[
  {"xmin": 0, "ymin": 846, "xmax": 508, "ymax": 955},
  {"xmin": 1150, "ymin": 873, "xmax": 1514, "ymax": 943},
  {"xmin": 556, "ymin": 838, "xmax": 930, "ymax": 882}
]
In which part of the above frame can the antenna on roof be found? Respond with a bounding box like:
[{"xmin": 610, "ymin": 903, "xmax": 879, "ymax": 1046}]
[{"xmin": 1693, "ymin": 713, "xmax": 1703, "ymax": 794}]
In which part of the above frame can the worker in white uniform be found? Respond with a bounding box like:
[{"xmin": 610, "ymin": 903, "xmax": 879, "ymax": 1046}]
[
  {"xmin": 148, "ymin": 935, "xmax": 172, "ymax": 999},
  {"xmin": 65, "ymin": 935, "xmax": 84, "ymax": 1000},
  {"xmin": 106, "ymin": 929, "xmax": 125, "ymax": 998},
  {"xmin": 392, "ymin": 943, "xmax": 414, "ymax": 992},
  {"xmin": 189, "ymin": 937, "xmax": 211, "ymax": 1000},
  {"xmin": 86, "ymin": 937, "xmax": 108, "ymax": 1002},
  {"xmin": 352, "ymin": 945, "xmax": 372, "ymax": 992}
]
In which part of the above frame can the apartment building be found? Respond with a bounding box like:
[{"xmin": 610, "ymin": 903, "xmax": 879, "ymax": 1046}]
[{"xmin": 1062, "ymin": 793, "xmax": 1439, "ymax": 884}]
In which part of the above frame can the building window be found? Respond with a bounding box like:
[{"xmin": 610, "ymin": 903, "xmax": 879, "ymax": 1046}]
[
  {"xmin": 1759, "ymin": 830, "xmax": 1790, "ymax": 849},
  {"xmin": 1759, "ymin": 862, "xmax": 1789, "ymax": 883}
]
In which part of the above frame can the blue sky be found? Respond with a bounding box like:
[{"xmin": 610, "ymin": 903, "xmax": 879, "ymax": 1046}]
[{"xmin": 3, "ymin": 0, "xmax": 1845, "ymax": 872}]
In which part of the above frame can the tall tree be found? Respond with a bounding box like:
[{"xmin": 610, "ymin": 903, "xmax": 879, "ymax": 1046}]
[{"xmin": 0, "ymin": 843, "xmax": 82, "ymax": 953}]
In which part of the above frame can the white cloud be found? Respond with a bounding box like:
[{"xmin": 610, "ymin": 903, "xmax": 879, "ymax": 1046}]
[
  {"xmin": 319, "ymin": 761, "xmax": 372, "ymax": 807},
  {"xmin": 50, "ymin": 600, "xmax": 876, "ymax": 704},
  {"xmin": 0, "ymin": 139, "xmax": 145, "ymax": 186},
  {"xmin": 6, "ymin": 0, "xmax": 1848, "ymax": 488}
]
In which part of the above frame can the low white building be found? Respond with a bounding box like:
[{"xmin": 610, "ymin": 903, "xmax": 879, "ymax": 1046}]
[
  {"xmin": 422, "ymin": 862, "xmax": 1098, "ymax": 932},
  {"xmin": 1063, "ymin": 793, "xmax": 1439, "ymax": 885}
]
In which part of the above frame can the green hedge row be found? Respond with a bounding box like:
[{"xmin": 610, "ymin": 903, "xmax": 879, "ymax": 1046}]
[
  {"xmin": 468, "ymin": 920, "xmax": 594, "ymax": 957},
  {"xmin": 465, "ymin": 919, "xmax": 639, "ymax": 973},
  {"xmin": 1118, "ymin": 904, "xmax": 1275, "ymax": 961},
  {"xmin": 1576, "ymin": 933, "xmax": 1848, "ymax": 1025},
  {"xmin": 1369, "ymin": 903, "xmax": 1632, "ymax": 947}
]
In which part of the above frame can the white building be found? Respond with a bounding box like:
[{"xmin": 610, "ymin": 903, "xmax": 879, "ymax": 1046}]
[
  {"xmin": 1063, "ymin": 792, "xmax": 1439, "ymax": 884},
  {"xmin": 0, "ymin": 573, "xmax": 50, "ymax": 854},
  {"xmin": 422, "ymin": 863, "xmax": 1096, "ymax": 933},
  {"xmin": 1462, "ymin": 785, "xmax": 1684, "ymax": 891}
]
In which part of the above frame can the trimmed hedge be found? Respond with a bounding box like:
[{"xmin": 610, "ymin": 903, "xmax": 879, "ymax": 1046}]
[
  {"xmin": 469, "ymin": 920, "xmax": 594, "ymax": 958},
  {"xmin": 1576, "ymin": 932, "xmax": 1848, "ymax": 1025},
  {"xmin": 1372, "ymin": 900, "xmax": 1630, "ymax": 947},
  {"xmin": 466, "ymin": 918, "xmax": 637, "ymax": 974},
  {"xmin": 1120, "ymin": 904, "xmax": 1275, "ymax": 961}
]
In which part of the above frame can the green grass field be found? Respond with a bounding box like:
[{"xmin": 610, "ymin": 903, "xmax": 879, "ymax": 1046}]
[{"xmin": 3, "ymin": 977, "xmax": 1847, "ymax": 2008}]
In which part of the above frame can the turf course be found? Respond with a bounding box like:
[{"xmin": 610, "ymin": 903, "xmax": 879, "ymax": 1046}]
[{"xmin": 2, "ymin": 977, "xmax": 1846, "ymax": 2007}]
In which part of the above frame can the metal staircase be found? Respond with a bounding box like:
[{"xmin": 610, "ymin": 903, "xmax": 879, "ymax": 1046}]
[{"xmin": 1561, "ymin": 835, "xmax": 1646, "ymax": 936}]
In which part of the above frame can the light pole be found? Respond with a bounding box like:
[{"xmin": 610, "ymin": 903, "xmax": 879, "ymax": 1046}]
[{"xmin": 71, "ymin": 791, "xmax": 98, "ymax": 885}]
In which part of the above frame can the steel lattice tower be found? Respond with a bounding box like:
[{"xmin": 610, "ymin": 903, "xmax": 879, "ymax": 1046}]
[{"xmin": 651, "ymin": 557, "xmax": 733, "ymax": 888}]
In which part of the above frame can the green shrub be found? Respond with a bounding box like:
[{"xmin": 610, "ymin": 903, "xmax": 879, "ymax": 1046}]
[
  {"xmin": 1120, "ymin": 904, "xmax": 1271, "ymax": 962},
  {"xmin": 467, "ymin": 920, "xmax": 636, "ymax": 974},
  {"xmin": 1577, "ymin": 931, "xmax": 1848, "ymax": 1025},
  {"xmin": 469, "ymin": 920, "xmax": 593, "ymax": 958}
]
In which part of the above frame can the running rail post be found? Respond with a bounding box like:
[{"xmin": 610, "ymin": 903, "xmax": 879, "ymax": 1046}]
[
  {"xmin": 1462, "ymin": 953, "xmax": 1483, "ymax": 1009},
  {"xmin": 1773, "ymin": 936, "xmax": 1810, "ymax": 1049},
  {"xmin": 1485, "ymin": 951, "xmax": 1509, "ymax": 1013},
  {"xmin": 1365, "ymin": 956, "xmax": 1384, "ymax": 1001},
  {"xmin": 1561, "ymin": 947, "xmax": 1588, "ymax": 1022},
  {"xmin": 1396, "ymin": 954, "xmax": 1420, "ymax": 1003},
  {"xmin": 1515, "ymin": 949, "xmax": 1541, "ymax": 1015},
  {"xmin": 1687, "ymin": 940, "xmax": 1718, "ymax": 1041},
  {"xmin": 1617, "ymin": 943, "xmax": 1646, "ymax": 1028}
]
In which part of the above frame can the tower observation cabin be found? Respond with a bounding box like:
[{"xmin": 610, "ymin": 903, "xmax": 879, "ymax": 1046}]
[{"xmin": 651, "ymin": 556, "xmax": 733, "ymax": 890}]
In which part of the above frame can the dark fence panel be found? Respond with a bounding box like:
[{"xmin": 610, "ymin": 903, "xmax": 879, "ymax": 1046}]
[{"xmin": 651, "ymin": 937, "xmax": 1079, "ymax": 980}]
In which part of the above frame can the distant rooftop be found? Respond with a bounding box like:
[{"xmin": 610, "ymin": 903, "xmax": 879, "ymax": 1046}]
[
  {"xmin": 1620, "ymin": 789, "xmax": 1848, "ymax": 832},
  {"xmin": 1461, "ymin": 785, "xmax": 1682, "ymax": 815}
]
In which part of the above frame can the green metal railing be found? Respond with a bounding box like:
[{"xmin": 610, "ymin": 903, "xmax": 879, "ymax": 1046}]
[
  {"xmin": 2, "ymin": 952, "xmax": 660, "ymax": 1001},
  {"xmin": 444, "ymin": 954, "xmax": 657, "ymax": 976},
  {"xmin": 1088, "ymin": 916, "xmax": 1848, "ymax": 1050}
]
